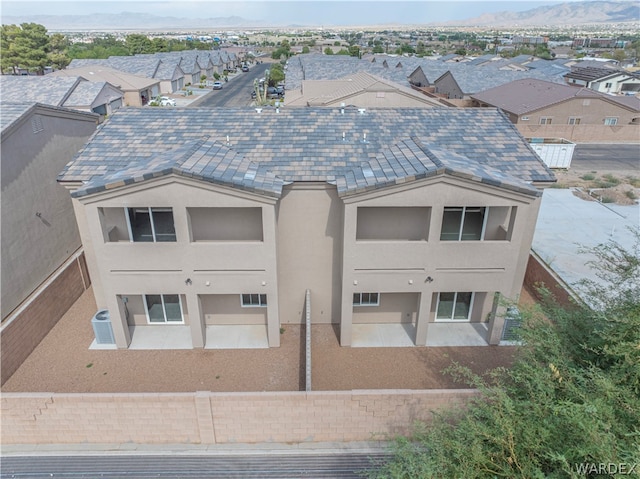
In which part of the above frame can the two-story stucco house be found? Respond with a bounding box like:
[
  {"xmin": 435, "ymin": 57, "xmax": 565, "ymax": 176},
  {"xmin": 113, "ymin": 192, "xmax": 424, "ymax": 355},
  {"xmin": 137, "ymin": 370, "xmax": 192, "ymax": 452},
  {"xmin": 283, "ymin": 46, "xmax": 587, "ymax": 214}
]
[{"xmin": 58, "ymin": 107, "xmax": 556, "ymax": 350}]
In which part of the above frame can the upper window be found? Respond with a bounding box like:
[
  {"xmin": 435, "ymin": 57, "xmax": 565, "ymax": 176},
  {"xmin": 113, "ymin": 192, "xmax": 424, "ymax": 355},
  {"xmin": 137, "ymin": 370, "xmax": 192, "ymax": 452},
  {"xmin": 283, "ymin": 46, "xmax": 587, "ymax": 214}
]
[
  {"xmin": 241, "ymin": 294, "xmax": 267, "ymax": 307},
  {"xmin": 539, "ymin": 117, "xmax": 552, "ymax": 125},
  {"xmin": 353, "ymin": 292, "xmax": 380, "ymax": 307},
  {"xmin": 436, "ymin": 292, "xmax": 474, "ymax": 321},
  {"xmin": 127, "ymin": 207, "xmax": 176, "ymax": 242},
  {"xmin": 604, "ymin": 82, "xmax": 613, "ymax": 89},
  {"xmin": 604, "ymin": 117, "xmax": 618, "ymax": 126},
  {"xmin": 144, "ymin": 294, "xmax": 183, "ymax": 323},
  {"xmin": 568, "ymin": 117, "xmax": 581, "ymax": 125},
  {"xmin": 440, "ymin": 207, "xmax": 486, "ymax": 241}
]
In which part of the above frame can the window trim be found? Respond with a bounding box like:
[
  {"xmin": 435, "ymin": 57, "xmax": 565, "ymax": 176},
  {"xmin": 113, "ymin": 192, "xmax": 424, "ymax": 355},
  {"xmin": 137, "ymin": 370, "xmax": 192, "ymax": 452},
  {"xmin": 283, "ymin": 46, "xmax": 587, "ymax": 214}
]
[
  {"xmin": 240, "ymin": 293, "xmax": 268, "ymax": 308},
  {"xmin": 568, "ymin": 117, "xmax": 581, "ymax": 125},
  {"xmin": 125, "ymin": 207, "xmax": 176, "ymax": 243},
  {"xmin": 539, "ymin": 117, "xmax": 552, "ymax": 125},
  {"xmin": 353, "ymin": 292, "xmax": 380, "ymax": 307},
  {"xmin": 435, "ymin": 292, "xmax": 475, "ymax": 322},
  {"xmin": 143, "ymin": 294, "xmax": 184, "ymax": 324},
  {"xmin": 604, "ymin": 117, "xmax": 618, "ymax": 126},
  {"xmin": 440, "ymin": 206, "xmax": 488, "ymax": 241}
]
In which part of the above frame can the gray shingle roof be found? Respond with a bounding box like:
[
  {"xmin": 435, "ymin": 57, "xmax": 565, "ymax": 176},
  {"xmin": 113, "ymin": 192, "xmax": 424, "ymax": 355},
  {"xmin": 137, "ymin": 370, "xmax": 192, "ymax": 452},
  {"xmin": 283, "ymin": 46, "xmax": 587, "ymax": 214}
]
[
  {"xmin": 59, "ymin": 107, "xmax": 555, "ymax": 199},
  {"xmin": 0, "ymin": 102, "xmax": 34, "ymax": 132}
]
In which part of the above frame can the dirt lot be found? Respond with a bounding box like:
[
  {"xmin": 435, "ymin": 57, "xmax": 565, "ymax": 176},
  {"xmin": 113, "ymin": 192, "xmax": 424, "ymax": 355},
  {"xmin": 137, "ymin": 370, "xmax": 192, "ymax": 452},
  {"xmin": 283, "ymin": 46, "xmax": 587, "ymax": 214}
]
[
  {"xmin": 551, "ymin": 165, "xmax": 640, "ymax": 206},
  {"xmin": 2, "ymin": 287, "xmax": 522, "ymax": 393}
]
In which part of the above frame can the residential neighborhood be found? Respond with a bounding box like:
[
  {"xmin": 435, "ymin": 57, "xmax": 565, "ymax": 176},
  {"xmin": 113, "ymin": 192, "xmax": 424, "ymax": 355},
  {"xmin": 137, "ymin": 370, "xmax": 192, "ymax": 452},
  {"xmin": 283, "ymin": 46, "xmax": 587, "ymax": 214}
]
[{"xmin": 1, "ymin": 3, "xmax": 639, "ymax": 476}]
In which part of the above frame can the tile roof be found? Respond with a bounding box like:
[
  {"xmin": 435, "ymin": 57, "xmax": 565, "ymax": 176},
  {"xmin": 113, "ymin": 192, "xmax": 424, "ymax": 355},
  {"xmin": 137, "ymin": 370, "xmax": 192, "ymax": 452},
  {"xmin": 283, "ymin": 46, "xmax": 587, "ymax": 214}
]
[
  {"xmin": 50, "ymin": 65, "xmax": 159, "ymax": 90},
  {"xmin": 0, "ymin": 76, "xmax": 79, "ymax": 106},
  {"xmin": 285, "ymin": 53, "xmax": 569, "ymax": 96},
  {"xmin": 59, "ymin": 107, "xmax": 555, "ymax": 199},
  {"xmin": 0, "ymin": 102, "xmax": 34, "ymax": 132},
  {"xmin": 471, "ymin": 78, "xmax": 640, "ymax": 114}
]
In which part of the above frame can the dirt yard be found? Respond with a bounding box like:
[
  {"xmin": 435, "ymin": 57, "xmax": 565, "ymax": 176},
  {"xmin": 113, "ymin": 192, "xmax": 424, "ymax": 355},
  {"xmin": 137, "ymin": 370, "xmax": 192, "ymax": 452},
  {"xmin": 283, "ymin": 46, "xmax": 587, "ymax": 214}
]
[{"xmin": 551, "ymin": 165, "xmax": 640, "ymax": 206}]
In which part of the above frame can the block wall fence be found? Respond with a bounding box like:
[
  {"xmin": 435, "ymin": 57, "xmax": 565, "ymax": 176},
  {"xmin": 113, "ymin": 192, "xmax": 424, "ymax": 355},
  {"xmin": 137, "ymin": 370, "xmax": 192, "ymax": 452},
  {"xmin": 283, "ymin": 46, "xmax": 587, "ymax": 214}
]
[
  {"xmin": 1, "ymin": 251, "xmax": 91, "ymax": 385},
  {"xmin": 1, "ymin": 390, "xmax": 476, "ymax": 445}
]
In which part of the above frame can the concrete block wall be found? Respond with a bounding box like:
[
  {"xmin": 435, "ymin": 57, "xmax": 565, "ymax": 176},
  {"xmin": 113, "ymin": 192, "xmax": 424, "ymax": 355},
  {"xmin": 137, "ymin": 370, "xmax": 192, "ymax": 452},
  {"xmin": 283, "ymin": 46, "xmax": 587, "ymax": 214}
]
[
  {"xmin": 524, "ymin": 253, "xmax": 575, "ymax": 308},
  {"xmin": 1, "ymin": 389, "xmax": 476, "ymax": 445},
  {"xmin": 1, "ymin": 252, "xmax": 91, "ymax": 385}
]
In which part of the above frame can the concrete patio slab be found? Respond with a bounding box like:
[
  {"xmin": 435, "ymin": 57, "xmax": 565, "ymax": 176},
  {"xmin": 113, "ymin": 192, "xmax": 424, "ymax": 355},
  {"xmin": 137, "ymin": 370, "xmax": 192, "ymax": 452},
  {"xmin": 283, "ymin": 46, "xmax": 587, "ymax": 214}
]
[{"xmin": 205, "ymin": 325, "xmax": 269, "ymax": 349}]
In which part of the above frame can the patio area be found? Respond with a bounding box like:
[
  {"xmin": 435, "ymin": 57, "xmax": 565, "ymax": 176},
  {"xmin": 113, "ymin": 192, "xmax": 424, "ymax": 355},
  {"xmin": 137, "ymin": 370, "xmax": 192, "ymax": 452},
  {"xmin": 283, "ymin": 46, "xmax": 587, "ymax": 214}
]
[{"xmin": 3, "ymin": 287, "xmax": 523, "ymax": 394}]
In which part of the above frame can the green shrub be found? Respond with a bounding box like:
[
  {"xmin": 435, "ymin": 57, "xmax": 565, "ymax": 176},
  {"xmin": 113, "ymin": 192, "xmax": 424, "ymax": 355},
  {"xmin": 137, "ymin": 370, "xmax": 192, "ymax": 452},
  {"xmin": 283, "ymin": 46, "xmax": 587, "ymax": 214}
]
[{"xmin": 580, "ymin": 173, "xmax": 595, "ymax": 181}]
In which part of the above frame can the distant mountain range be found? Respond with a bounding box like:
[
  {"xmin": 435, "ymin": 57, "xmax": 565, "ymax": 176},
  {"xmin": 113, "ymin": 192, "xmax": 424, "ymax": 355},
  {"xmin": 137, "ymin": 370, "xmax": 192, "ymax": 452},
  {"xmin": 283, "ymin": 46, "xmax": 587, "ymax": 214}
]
[
  {"xmin": 0, "ymin": 12, "xmax": 264, "ymax": 31},
  {"xmin": 454, "ymin": 1, "xmax": 640, "ymax": 27},
  {"xmin": 2, "ymin": 1, "xmax": 639, "ymax": 30}
]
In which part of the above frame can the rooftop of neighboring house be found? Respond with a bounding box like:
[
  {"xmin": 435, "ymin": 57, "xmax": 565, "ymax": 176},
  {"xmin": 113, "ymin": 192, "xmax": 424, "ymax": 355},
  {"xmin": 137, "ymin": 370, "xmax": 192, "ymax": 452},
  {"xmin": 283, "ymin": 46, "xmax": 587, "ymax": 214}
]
[
  {"xmin": 49, "ymin": 65, "xmax": 159, "ymax": 91},
  {"xmin": 0, "ymin": 76, "xmax": 123, "ymax": 112},
  {"xmin": 285, "ymin": 71, "xmax": 446, "ymax": 107},
  {"xmin": 564, "ymin": 65, "xmax": 636, "ymax": 82},
  {"xmin": 58, "ymin": 107, "xmax": 556, "ymax": 200},
  {"xmin": 284, "ymin": 53, "xmax": 570, "ymax": 95},
  {"xmin": 471, "ymin": 78, "xmax": 640, "ymax": 115},
  {"xmin": 0, "ymin": 75, "xmax": 80, "ymax": 106},
  {"xmin": 0, "ymin": 102, "xmax": 99, "ymax": 135}
]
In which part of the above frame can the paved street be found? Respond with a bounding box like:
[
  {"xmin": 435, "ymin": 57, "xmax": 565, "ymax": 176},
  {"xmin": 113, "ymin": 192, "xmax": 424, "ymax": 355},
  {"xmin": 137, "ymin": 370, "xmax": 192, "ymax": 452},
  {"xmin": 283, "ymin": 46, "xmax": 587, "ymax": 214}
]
[
  {"xmin": 192, "ymin": 63, "xmax": 271, "ymax": 108},
  {"xmin": 571, "ymin": 144, "xmax": 639, "ymax": 171}
]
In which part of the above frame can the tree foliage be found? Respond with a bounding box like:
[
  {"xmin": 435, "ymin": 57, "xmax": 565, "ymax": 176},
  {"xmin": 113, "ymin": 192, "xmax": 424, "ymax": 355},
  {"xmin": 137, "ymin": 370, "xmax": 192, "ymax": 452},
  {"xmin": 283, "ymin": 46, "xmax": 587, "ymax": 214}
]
[
  {"xmin": 371, "ymin": 230, "xmax": 640, "ymax": 478},
  {"xmin": 0, "ymin": 23, "xmax": 63, "ymax": 74}
]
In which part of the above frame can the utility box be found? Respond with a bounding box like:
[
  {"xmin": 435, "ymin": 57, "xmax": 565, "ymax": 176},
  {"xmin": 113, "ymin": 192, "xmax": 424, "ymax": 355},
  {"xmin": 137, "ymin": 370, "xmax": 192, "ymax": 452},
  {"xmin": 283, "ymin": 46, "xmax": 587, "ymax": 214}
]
[
  {"xmin": 527, "ymin": 138, "xmax": 576, "ymax": 169},
  {"xmin": 91, "ymin": 309, "xmax": 115, "ymax": 344}
]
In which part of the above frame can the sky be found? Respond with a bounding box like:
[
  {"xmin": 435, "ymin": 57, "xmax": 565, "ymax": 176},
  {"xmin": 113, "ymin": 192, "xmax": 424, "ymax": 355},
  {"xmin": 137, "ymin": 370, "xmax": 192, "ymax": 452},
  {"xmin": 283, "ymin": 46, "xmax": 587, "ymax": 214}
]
[{"xmin": 0, "ymin": 0, "xmax": 598, "ymax": 25}]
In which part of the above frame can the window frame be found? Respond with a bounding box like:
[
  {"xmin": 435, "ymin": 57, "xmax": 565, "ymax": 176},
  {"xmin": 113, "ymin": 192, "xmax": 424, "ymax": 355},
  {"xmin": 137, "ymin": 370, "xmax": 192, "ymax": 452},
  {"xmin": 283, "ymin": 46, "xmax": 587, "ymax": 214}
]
[
  {"xmin": 435, "ymin": 292, "xmax": 475, "ymax": 322},
  {"xmin": 353, "ymin": 292, "xmax": 380, "ymax": 307},
  {"xmin": 143, "ymin": 294, "xmax": 184, "ymax": 324},
  {"xmin": 125, "ymin": 207, "xmax": 177, "ymax": 243},
  {"xmin": 604, "ymin": 117, "xmax": 618, "ymax": 126},
  {"xmin": 568, "ymin": 117, "xmax": 581, "ymax": 125},
  {"xmin": 539, "ymin": 117, "xmax": 552, "ymax": 125},
  {"xmin": 240, "ymin": 293, "xmax": 268, "ymax": 308},
  {"xmin": 440, "ymin": 206, "xmax": 488, "ymax": 241}
]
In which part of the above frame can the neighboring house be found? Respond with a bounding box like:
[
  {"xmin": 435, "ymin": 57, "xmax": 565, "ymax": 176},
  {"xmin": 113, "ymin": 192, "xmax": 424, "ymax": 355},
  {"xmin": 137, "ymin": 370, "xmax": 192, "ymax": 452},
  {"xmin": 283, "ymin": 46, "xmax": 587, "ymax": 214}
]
[
  {"xmin": 49, "ymin": 65, "xmax": 160, "ymax": 107},
  {"xmin": 0, "ymin": 75, "xmax": 124, "ymax": 116},
  {"xmin": 471, "ymin": 78, "xmax": 640, "ymax": 143},
  {"xmin": 285, "ymin": 54, "xmax": 570, "ymax": 107},
  {"xmin": 58, "ymin": 107, "xmax": 555, "ymax": 351},
  {"xmin": 70, "ymin": 55, "xmax": 185, "ymax": 94},
  {"xmin": 564, "ymin": 66, "xmax": 640, "ymax": 95},
  {"xmin": 284, "ymin": 71, "xmax": 448, "ymax": 107},
  {"xmin": 1, "ymin": 102, "xmax": 99, "ymax": 383}
]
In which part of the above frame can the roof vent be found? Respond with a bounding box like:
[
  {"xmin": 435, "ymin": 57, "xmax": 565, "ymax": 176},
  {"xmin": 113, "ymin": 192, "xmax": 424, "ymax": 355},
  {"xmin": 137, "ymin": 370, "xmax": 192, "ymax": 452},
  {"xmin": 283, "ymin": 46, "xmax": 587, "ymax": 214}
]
[
  {"xmin": 358, "ymin": 108, "xmax": 366, "ymax": 115},
  {"xmin": 255, "ymin": 107, "xmax": 262, "ymax": 114},
  {"xmin": 340, "ymin": 102, "xmax": 345, "ymax": 114}
]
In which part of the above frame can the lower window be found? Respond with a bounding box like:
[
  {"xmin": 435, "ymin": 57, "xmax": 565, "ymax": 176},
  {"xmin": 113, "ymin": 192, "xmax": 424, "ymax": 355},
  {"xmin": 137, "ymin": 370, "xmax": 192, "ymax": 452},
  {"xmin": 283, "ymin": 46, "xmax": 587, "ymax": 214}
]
[
  {"xmin": 144, "ymin": 294, "xmax": 183, "ymax": 323},
  {"xmin": 241, "ymin": 293, "xmax": 267, "ymax": 307},
  {"xmin": 436, "ymin": 292, "xmax": 474, "ymax": 321},
  {"xmin": 353, "ymin": 292, "xmax": 380, "ymax": 306}
]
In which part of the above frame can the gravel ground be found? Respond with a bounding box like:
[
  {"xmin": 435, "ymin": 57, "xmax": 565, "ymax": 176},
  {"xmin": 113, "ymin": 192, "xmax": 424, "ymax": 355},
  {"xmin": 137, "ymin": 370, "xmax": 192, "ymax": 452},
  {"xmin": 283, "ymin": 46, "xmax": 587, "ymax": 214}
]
[{"xmin": 2, "ymin": 287, "xmax": 521, "ymax": 393}]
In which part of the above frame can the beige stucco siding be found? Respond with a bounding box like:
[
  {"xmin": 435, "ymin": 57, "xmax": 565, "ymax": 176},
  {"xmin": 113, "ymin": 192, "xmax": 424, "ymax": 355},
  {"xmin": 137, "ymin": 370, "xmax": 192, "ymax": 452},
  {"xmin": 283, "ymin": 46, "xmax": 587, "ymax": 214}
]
[
  {"xmin": 76, "ymin": 176, "xmax": 280, "ymax": 347},
  {"xmin": 353, "ymin": 293, "xmax": 418, "ymax": 324},
  {"xmin": 201, "ymin": 294, "xmax": 267, "ymax": 325},
  {"xmin": 276, "ymin": 183, "xmax": 343, "ymax": 324}
]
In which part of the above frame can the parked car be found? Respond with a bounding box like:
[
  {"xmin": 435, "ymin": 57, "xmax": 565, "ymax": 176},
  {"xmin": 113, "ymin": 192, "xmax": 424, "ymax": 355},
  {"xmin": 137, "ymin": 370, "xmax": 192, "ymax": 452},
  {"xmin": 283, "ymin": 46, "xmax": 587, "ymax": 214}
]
[
  {"xmin": 266, "ymin": 86, "xmax": 284, "ymax": 99},
  {"xmin": 242, "ymin": 65, "xmax": 249, "ymax": 72},
  {"xmin": 213, "ymin": 81, "xmax": 223, "ymax": 90},
  {"xmin": 150, "ymin": 96, "xmax": 176, "ymax": 107}
]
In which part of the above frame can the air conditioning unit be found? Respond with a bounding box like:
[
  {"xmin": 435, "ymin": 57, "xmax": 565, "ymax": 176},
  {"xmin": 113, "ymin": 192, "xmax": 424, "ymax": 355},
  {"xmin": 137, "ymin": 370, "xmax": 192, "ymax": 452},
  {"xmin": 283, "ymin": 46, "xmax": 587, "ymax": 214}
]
[{"xmin": 91, "ymin": 309, "xmax": 115, "ymax": 344}]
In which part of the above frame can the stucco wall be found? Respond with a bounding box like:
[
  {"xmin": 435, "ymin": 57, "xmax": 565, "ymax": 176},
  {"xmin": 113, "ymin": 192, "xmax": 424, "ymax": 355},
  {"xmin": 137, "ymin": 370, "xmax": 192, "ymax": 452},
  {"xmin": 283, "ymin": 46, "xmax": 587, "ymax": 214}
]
[
  {"xmin": 276, "ymin": 183, "xmax": 343, "ymax": 325},
  {"xmin": 517, "ymin": 124, "xmax": 639, "ymax": 143},
  {"xmin": 1, "ymin": 107, "xmax": 97, "ymax": 319},
  {"xmin": 1, "ymin": 389, "xmax": 476, "ymax": 445}
]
